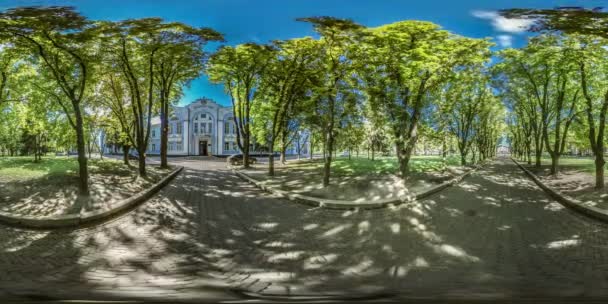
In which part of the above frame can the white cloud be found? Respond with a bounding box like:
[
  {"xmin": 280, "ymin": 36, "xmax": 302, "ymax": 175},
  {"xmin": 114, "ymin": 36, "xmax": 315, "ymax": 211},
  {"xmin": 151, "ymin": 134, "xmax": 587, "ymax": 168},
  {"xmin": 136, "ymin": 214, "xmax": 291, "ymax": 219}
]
[
  {"xmin": 471, "ymin": 10, "xmax": 498, "ymax": 19},
  {"xmin": 496, "ymin": 35, "xmax": 513, "ymax": 47},
  {"xmin": 472, "ymin": 10, "xmax": 534, "ymax": 33}
]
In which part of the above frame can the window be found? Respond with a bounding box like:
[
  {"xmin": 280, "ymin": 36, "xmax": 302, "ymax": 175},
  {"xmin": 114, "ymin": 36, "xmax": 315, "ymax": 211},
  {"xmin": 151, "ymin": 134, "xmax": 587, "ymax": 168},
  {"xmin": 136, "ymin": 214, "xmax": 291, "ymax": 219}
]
[
  {"xmin": 201, "ymin": 114, "xmax": 206, "ymax": 119},
  {"xmin": 208, "ymin": 123, "xmax": 212, "ymax": 134},
  {"xmin": 194, "ymin": 122, "xmax": 198, "ymax": 134},
  {"xmin": 225, "ymin": 122, "xmax": 230, "ymax": 134},
  {"xmin": 201, "ymin": 123, "xmax": 206, "ymax": 134},
  {"xmin": 152, "ymin": 144, "xmax": 156, "ymax": 151},
  {"xmin": 168, "ymin": 124, "xmax": 172, "ymax": 134},
  {"xmin": 152, "ymin": 129, "xmax": 155, "ymax": 138},
  {"xmin": 177, "ymin": 123, "xmax": 182, "ymax": 134},
  {"xmin": 176, "ymin": 143, "xmax": 182, "ymax": 151},
  {"xmin": 225, "ymin": 142, "xmax": 230, "ymax": 151}
]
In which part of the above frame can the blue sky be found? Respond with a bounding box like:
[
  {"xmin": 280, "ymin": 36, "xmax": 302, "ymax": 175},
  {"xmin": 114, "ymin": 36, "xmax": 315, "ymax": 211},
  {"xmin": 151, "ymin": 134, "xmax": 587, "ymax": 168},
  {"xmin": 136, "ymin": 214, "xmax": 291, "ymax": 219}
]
[{"xmin": 3, "ymin": 0, "xmax": 605, "ymax": 106}]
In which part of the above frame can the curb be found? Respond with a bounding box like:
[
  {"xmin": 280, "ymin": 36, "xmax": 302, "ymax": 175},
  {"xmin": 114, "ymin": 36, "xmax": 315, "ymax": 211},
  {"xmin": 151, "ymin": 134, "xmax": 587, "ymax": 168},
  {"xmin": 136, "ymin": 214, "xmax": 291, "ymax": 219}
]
[
  {"xmin": 232, "ymin": 161, "xmax": 489, "ymax": 210},
  {"xmin": 511, "ymin": 158, "xmax": 608, "ymax": 223},
  {"xmin": 0, "ymin": 166, "xmax": 184, "ymax": 229}
]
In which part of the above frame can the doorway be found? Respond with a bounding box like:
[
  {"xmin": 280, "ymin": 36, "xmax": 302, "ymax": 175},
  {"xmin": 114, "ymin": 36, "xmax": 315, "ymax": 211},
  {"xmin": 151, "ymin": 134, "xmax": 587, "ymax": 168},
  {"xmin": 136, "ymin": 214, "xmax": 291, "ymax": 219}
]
[{"xmin": 199, "ymin": 140, "xmax": 208, "ymax": 156}]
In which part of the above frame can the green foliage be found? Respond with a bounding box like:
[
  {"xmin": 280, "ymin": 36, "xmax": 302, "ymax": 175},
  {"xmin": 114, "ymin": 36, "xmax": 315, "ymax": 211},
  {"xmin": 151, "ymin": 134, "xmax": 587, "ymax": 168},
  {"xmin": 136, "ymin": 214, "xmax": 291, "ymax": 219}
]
[{"xmin": 501, "ymin": 7, "xmax": 608, "ymax": 38}]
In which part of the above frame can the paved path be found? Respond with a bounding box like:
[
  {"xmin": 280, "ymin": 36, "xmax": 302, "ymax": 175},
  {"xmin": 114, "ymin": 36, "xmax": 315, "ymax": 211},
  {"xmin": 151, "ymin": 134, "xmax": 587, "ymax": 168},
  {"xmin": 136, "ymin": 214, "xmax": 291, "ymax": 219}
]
[{"xmin": 1, "ymin": 157, "xmax": 608, "ymax": 302}]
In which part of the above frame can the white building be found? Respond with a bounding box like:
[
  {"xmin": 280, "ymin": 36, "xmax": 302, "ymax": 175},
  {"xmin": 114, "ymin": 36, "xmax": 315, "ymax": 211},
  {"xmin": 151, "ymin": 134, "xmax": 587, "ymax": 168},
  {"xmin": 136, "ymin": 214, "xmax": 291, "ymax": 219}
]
[{"xmin": 144, "ymin": 97, "xmax": 304, "ymax": 156}]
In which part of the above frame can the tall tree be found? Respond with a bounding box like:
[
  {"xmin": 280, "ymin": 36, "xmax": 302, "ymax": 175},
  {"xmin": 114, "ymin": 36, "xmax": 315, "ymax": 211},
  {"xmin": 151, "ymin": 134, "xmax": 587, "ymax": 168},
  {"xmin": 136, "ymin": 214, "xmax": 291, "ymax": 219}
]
[
  {"xmin": 501, "ymin": 7, "xmax": 608, "ymax": 186},
  {"xmin": 255, "ymin": 38, "xmax": 316, "ymax": 175},
  {"xmin": 357, "ymin": 20, "xmax": 492, "ymax": 178},
  {"xmin": 0, "ymin": 6, "xmax": 98, "ymax": 194},
  {"xmin": 207, "ymin": 43, "xmax": 273, "ymax": 168},
  {"xmin": 445, "ymin": 71, "xmax": 491, "ymax": 166},
  {"xmin": 153, "ymin": 23, "xmax": 222, "ymax": 168},
  {"xmin": 298, "ymin": 16, "xmax": 362, "ymax": 187}
]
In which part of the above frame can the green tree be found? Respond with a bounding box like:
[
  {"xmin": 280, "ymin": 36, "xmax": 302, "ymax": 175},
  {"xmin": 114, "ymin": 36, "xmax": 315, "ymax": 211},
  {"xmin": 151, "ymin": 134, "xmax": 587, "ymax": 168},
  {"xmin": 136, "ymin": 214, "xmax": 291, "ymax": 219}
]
[
  {"xmin": 500, "ymin": 7, "xmax": 608, "ymax": 186},
  {"xmin": 152, "ymin": 23, "xmax": 222, "ymax": 168},
  {"xmin": 254, "ymin": 38, "xmax": 316, "ymax": 175},
  {"xmin": 445, "ymin": 71, "xmax": 492, "ymax": 165},
  {"xmin": 496, "ymin": 35, "xmax": 582, "ymax": 175},
  {"xmin": 0, "ymin": 6, "xmax": 99, "ymax": 194},
  {"xmin": 207, "ymin": 43, "xmax": 273, "ymax": 168},
  {"xmin": 357, "ymin": 20, "xmax": 492, "ymax": 178},
  {"xmin": 297, "ymin": 16, "xmax": 363, "ymax": 187}
]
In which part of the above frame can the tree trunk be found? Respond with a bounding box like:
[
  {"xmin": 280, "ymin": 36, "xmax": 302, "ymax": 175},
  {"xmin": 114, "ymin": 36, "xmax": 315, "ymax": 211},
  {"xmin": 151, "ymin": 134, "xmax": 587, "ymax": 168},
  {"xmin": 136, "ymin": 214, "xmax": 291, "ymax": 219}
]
[
  {"xmin": 396, "ymin": 142, "xmax": 408, "ymax": 178},
  {"xmin": 534, "ymin": 138, "xmax": 543, "ymax": 168},
  {"xmin": 371, "ymin": 142, "xmax": 375, "ymax": 161},
  {"xmin": 460, "ymin": 154, "xmax": 467, "ymax": 166},
  {"xmin": 268, "ymin": 139, "xmax": 275, "ymax": 176},
  {"xmin": 595, "ymin": 154, "xmax": 605, "ymax": 189},
  {"xmin": 138, "ymin": 146, "xmax": 146, "ymax": 177},
  {"xmin": 309, "ymin": 137, "xmax": 314, "ymax": 160},
  {"xmin": 280, "ymin": 147, "xmax": 286, "ymax": 164},
  {"xmin": 323, "ymin": 131, "xmax": 333, "ymax": 187},
  {"xmin": 74, "ymin": 111, "xmax": 89, "ymax": 195},
  {"xmin": 123, "ymin": 145, "xmax": 130, "ymax": 165},
  {"xmin": 243, "ymin": 136, "xmax": 250, "ymax": 169},
  {"xmin": 442, "ymin": 137, "xmax": 447, "ymax": 161},
  {"xmin": 549, "ymin": 152, "xmax": 560, "ymax": 176},
  {"xmin": 471, "ymin": 149, "xmax": 476, "ymax": 165},
  {"xmin": 160, "ymin": 100, "xmax": 169, "ymax": 169},
  {"xmin": 99, "ymin": 136, "xmax": 104, "ymax": 160}
]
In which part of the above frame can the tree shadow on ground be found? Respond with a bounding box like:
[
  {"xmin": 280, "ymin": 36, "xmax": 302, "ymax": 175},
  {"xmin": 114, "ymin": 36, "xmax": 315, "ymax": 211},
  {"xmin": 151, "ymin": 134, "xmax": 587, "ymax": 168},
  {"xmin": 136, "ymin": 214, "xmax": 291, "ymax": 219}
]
[
  {"xmin": 0, "ymin": 158, "xmax": 607, "ymax": 301},
  {"xmin": 525, "ymin": 163, "xmax": 608, "ymax": 210},
  {"xmin": 0, "ymin": 160, "xmax": 168, "ymax": 217}
]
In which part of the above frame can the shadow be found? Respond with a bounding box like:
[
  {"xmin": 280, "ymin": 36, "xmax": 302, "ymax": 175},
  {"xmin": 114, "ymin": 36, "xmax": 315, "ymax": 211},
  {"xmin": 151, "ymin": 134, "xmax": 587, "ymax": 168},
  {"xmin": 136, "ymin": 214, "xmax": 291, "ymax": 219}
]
[
  {"xmin": 1, "ymin": 157, "xmax": 608, "ymax": 301},
  {"xmin": 242, "ymin": 157, "xmax": 467, "ymax": 201},
  {"xmin": 0, "ymin": 157, "xmax": 169, "ymax": 217},
  {"xmin": 524, "ymin": 161, "xmax": 608, "ymax": 209}
]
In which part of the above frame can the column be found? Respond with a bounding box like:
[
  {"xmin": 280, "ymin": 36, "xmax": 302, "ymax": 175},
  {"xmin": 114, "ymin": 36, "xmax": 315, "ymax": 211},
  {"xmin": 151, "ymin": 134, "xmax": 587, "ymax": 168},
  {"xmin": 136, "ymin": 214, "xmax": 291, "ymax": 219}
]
[{"xmin": 182, "ymin": 120, "xmax": 188, "ymax": 154}]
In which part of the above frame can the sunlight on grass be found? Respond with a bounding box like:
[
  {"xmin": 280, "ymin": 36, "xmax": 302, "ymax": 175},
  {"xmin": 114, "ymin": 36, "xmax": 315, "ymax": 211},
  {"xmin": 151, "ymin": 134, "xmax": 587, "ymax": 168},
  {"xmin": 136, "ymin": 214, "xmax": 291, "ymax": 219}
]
[
  {"xmin": 0, "ymin": 156, "xmax": 127, "ymax": 182},
  {"xmin": 289, "ymin": 155, "xmax": 461, "ymax": 176},
  {"xmin": 539, "ymin": 156, "xmax": 604, "ymax": 174}
]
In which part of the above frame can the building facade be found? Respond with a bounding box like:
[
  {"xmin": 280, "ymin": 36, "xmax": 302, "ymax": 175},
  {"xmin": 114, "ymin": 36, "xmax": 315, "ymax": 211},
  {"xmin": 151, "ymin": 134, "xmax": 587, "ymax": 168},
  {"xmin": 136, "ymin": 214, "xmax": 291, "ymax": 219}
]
[
  {"xmin": 145, "ymin": 97, "xmax": 304, "ymax": 156},
  {"xmin": 144, "ymin": 98, "xmax": 242, "ymax": 156}
]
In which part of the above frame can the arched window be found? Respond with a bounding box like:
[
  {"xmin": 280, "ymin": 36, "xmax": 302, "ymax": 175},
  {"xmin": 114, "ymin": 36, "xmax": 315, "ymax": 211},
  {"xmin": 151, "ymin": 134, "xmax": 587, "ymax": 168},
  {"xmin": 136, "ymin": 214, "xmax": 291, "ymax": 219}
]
[{"xmin": 224, "ymin": 118, "xmax": 235, "ymax": 135}]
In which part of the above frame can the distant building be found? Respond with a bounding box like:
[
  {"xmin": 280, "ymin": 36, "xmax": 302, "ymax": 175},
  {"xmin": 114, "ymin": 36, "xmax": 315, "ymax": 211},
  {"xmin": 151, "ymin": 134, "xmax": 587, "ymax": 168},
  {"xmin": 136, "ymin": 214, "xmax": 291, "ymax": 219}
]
[
  {"xmin": 140, "ymin": 97, "xmax": 304, "ymax": 156},
  {"xmin": 497, "ymin": 145, "xmax": 510, "ymax": 155}
]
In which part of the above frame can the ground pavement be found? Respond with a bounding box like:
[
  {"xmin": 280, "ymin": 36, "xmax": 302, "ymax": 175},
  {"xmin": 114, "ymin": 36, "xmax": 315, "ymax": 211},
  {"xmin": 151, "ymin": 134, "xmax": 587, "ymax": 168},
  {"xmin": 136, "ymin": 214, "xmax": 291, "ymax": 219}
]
[{"xmin": 0, "ymin": 157, "xmax": 608, "ymax": 302}]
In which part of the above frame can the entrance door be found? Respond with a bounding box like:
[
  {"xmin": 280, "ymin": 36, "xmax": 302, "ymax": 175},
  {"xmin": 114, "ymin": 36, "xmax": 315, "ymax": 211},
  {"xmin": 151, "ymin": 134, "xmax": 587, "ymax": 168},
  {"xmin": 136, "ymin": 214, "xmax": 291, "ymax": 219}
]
[{"xmin": 199, "ymin": 141, "xmax": 208, "ymax": 156}]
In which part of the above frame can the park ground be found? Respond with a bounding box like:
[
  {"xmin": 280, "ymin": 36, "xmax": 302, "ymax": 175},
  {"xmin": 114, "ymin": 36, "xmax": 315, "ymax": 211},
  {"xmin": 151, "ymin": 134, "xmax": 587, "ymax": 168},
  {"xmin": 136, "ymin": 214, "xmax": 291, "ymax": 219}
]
[
  {"xmin": 0, "ymin": 156, "xmax": 608, "ymax": 302},
  {"xmin": 0, "ymin": 156, "xmax": 172, "ymax": 217},
  {"xmin": 521, "ymin": 156, "xmax": 608, "ymax": 210},
  {"xmin": 241, "ymin": 155, "xmax": 468, "ymax": 201}
]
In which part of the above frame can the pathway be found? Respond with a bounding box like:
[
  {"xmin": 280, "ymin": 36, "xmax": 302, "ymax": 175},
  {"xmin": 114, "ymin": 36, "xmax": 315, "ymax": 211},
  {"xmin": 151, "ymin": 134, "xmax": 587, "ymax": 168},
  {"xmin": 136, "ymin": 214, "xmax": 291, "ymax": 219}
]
[{"xmin": 0, "ymin": 157, "xmax": 607, "ymax": 302}]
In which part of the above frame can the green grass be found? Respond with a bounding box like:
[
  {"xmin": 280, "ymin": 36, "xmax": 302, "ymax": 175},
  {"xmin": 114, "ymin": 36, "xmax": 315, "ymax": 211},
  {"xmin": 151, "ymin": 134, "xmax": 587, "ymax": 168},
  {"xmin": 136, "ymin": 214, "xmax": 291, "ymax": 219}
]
[
  {"xmin": 289, "ymin": 155, "xmax": 461, "ymax": 176},
  {"xmin": 539, "ymin": 156, "xmax": 599, "ymax": 174},
  {"xmin": 0, "ymin": 156, "xmax": 128, "ymax": 183}
]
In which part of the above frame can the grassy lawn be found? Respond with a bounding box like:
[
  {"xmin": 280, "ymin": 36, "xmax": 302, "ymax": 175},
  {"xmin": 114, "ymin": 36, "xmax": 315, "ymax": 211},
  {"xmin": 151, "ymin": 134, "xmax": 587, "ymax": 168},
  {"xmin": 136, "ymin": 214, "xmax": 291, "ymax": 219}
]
[
  {"xmin": 244, "ymin": 154, "xmax": 466, "ymax": 202},
  {"xmin": 537, "ymin": 156, "xmax": 600, "ymax": 175},
  {"xmin": 289, "ymin": 155, "xmax": 462, "ymax": 176},
  {"xmin": 0, "ymin": 156, "xmax": 131, "ymax": 183},
  {"xmin": 0, "ymin": 156, "xmax": 169, "ymax": 217}
]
